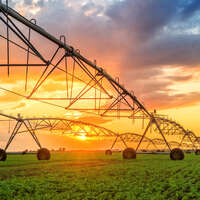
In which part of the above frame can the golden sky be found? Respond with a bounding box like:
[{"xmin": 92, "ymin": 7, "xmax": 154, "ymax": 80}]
[{"xmin": 0, "ymin": 0, "xmax": 200, "ymax": 150}]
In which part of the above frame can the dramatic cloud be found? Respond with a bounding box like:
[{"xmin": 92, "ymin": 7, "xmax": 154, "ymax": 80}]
[
  {"xmin": 145, "ymin": 91, "xmax": 200, "ymax": 110},
  {"xmin": 166, "ymin": 75, "xmax": 193, "ymax": 82},
  {"xmin": 106, "ymin": 0, "xmax": 179, "ymax": 42},
  {"xmin": 181, "ymin": 0, "xmax": 200, "ymax": 19},
  {"xmin": 3, "ymin": 0, "xmax": 200, "ymax": 110}
]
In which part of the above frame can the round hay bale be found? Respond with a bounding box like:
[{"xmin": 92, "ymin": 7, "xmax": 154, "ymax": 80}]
[
  {"xmin": 105, "ymin": 149, "xmax": 112, "ymax": 155},
  {"xmin": 122, "ymin": 148, "xmax": 136, "ymax": 159},
  {"xmin": 170, "ymin": 148, "xmax": 184, "ymax": 160},
  {"xmin": 22, "ymin": 149, "xmax": 28, "ymax": 155},
  {"xmin": 0, "ymin": 149, "xmax": 7, "ymax": 161},
  {"xmin": 37, "ymin": 148, "xmax": 50, "ymax": 160},
  {"xmin": 195, "ymin": 149, "xmax": 200, "ymax": 155}
]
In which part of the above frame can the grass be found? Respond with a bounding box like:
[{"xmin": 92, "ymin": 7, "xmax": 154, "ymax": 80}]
[{"xmin": 0, "ymin": 152, "xmax": 200, "ymax": 200}]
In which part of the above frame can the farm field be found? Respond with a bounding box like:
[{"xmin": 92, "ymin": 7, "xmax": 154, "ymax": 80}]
[{"xmin": 0, "ymin": 152, "xmax": 200, "ymax": 200}]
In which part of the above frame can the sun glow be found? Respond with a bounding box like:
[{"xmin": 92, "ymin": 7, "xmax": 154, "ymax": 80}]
[
  {"xmin": 76, "ymin": 130, "xmax": 88, "ymax": 141},
  {"xmin": 77, "ymin": 135, "xmax": 87, "ymax": 140}
]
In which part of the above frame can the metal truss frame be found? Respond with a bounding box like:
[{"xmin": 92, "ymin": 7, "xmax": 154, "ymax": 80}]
[
  {"xmin": 0, "ymin": 2, "xmax": 197, "ymax": 153},
  {"xmin": 0, "ymin": 113, "xmax": 198, "ymax": 153},
  {"xmin": 0, "ymin": 113, "xmax": 119, "ymax": 151}
]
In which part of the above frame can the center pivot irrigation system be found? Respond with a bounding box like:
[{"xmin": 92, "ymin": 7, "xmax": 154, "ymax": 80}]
[
  {"xmin": 0, "ymin": 112, "xmax": 199, "ymax": 161},
  {"xmin": 0, "ymin": 1, "xmax": 199, "ymax": 161}
]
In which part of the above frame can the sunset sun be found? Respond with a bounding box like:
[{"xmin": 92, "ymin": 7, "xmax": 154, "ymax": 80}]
[
  {"xmin": 76, "ymin": 130, "xmax": 88, "ymax": 141},
  {"xmin": 77, "ymin": 135, "xmax": 87, "ymax": 140}
]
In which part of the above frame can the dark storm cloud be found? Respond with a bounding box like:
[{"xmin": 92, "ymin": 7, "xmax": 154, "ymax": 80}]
[
  {"xmin": 181, "ymin": 0, "xmax": 200, "ymax": 19},
  {"xmin": 129, "ymin": 34, "xmax": 200, "ymax": 68},
  {"xmin": 106, "ymin": 0, "xmax": 179, "ymax": 42},
  {"xmin": 105, "ymin": 0, "xmax": 200, "ymax": 67},
  {"xmin": 106, "ymin": 0, "xmax": 200, "ymax": 42},
  {"xmin": 10, "ymin": 0, "xmax": 200, "ymax": 109},
  {"xmin": 103, "ymin": 0, "xmax": 200, "ymax": 109}
]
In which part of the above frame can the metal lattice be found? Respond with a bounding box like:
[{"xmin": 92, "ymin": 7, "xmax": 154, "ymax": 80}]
[{"xmin": 0, "ymin": 2, "xmax": 198, "ymax": 155}]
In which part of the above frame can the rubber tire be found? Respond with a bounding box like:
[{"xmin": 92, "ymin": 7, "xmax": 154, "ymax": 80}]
[
  {"xmin": 0, "ymin": 149, "xmax": 7, "ymax": 161},
  {"xmin": 22, "ymin": 149, "xmax": 28, "ymax": 155},
  {"xmin": 195, "ymin": 149, "xmax": 200, "ymax": 155},
  {"xmin": 105, "ymin": 149, "xmax": 112, "ymax": 155},
  {"xmin": 170, "ymin": 148, "xmax": 184, "ymax": 160},
  {"xmin": 37, "ymin": 148, "xmax": 50, "ymax": 160},
  {"xmin": 123, "ymin": 148, "xmax": 136, "ymax": 159}
]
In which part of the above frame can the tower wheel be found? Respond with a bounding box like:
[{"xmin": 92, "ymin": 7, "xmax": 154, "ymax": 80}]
[
  {"xmin": 0, "ymin": 149, "xmax": 7, "ymax": 161},
  {"xmin": 122, "ymin": 148, "xmax": 136, "ymax": 159},
  {"xmin": 195, "ymin": 149, "xmax": 200, "ymax": 155},
  {"xmin": 170, "ymin": 148, "xmax": 184, "ymax": 160},
  {"xmin": 37, "ymin": 148, "xmax": 50, "ymax": 160},
  {"xmin": 105, "ymin": 149, "xmax": 112, "ymax": 155}
]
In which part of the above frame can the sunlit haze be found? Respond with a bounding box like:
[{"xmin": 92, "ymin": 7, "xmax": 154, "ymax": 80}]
[{"xmin": 0, "ymin": 0, "xmax": 200, "ymax": 151}]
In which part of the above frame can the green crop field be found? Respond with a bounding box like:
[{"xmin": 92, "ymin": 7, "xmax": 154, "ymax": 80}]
[{"xmin": 0, "ymin": 152, "xmax": 199, "ymax": 200}]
